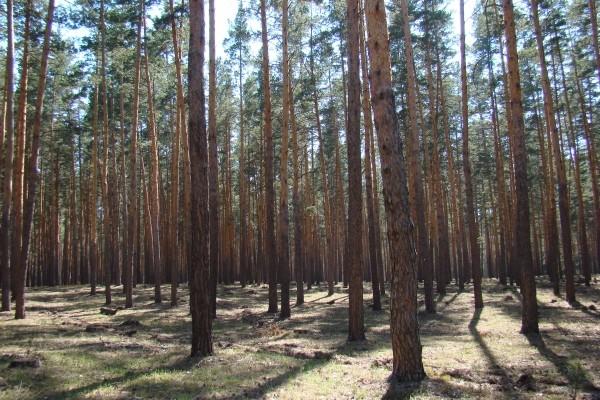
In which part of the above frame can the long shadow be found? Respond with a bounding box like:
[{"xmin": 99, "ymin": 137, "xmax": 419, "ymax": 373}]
[
  {"xmin": 571, "ymin": 300, "xmax": 600, "ymax": 319},
  {"xmin": 223, "ymin": 352, "xmax": 330, "ymax": 399},
  {"xmin": 304, "ymin": 293, "xmax": 337, "ymax": 304},
  {"xmin": 526, "ymin": 334, "xmax": 598, "ymax": 392},
  {"xmin": 468, "ymin": 308, "xmax": 520, "ymax": 399},
  {"xmin": 48, "ymin": 355, "xmax": 198, "ymax": 400}
]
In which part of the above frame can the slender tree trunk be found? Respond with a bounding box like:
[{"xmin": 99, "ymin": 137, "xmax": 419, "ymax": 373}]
[
  {"xmin": 261, "ymin": 0, "xmax": 278, "ymax": 314},
  {"xmin": 143, "ymin": 17, "xmax": 163, "ymax": 304},
  {"xmin": 460, "ymin": 0, "xmax": 484, "ymax": 309},
  {"xmin": 503, "ymin": 0, "xmax": 539, "ymax": 334},
  {"xmin": 99, "ymin": 0, "xmax": 114, "ymax": 305},
  {"xmin": 14, "ymin": 0, "xmax": 55, "ymax": 319},
  {"xmin": 1, "ymin": 0, "xmax": 15, "ymax": 311},
  {"xmin": 238, "ymin": 40, "xmax": 248, "ymax": 288},
  {"xmin": 278, "ymin": 0, "xmax": 291, "ymax": 319},
  {"xmin": 588, "ymin": 0, "xmax": 600, "ymax": 85},
  {"xmin": 208, "ymin": 0, "xmax": 219, "ymax": 318},
  {"xmin": 125, "ymin": 0, "xmax": 143, "ymax": 309},
  {"xmin": 291, "ymin": 74, "xmax": 304, "ymax": 306},
  {"xmin": 571, "ymin": 54, "xmax": 600, "ymax": 278},
  {"xmin": 556, "ymin": 42, "xmax": 591, "ymax": 286},
  {"xmin": 309, "ymin": 21, "xmax": 334, "ymax": 297},
  {"xmin": 530, "ymin": 0, "xmax": 575, "ymax": 303},
  {"xmin": 169, "ymin": 0, "xmax": 185, "ymax": 306},
  {"xmin": 11, "ymin": 0, "xmax": 31, "ymax": 308},
  {"xmin": 359, "ymin": 5, "xmax": 381, "ymax": 311},
  {"xmin": 398, "ymin": 0, "xmax": 432, "ymax": 310},
  {"xmin": 483, "ymin": 6, "xmax": 508, "ymax": 285},
  {"xmin": 90, "ymin": 80, "xmax": 99, "ymax": 296}
]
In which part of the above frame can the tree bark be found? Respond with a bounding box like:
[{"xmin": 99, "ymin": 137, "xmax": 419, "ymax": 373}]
[
  {"xmin": 503, "ymin": 0, "xmax": 539, "ymax": 334},
  {"xmin": 364, "ymin": 0, "xmax": 425, "ymax": 382},
  {"xmin": 346, "ymin": 0, "xmax": 365, "ymax": 342},
  {"xmin": 530, "ymin": 0, "xmax": 575, "ymax": 303},
  {"xmin": 397, "ymin": 0, "xmax": 432, "ymax": 310},
  {"xmin": 188, "ymin": 0, "xmax": 212, "ymax": 357},
  {"xmin": 14, "ymin": 0, "xmax": 55, "ymax": 319},
  {"xmin": 359, "ymin": 5, "xmax": 381, "ymax": 311},
  {"xmin": 261, "ymin": 0, "xmax": 278, "ymax": 314},
  {"xmin": 125, "ymin": 0, "xmax": 143, "ymax": 309},
  {"xmin": 1, "ymin": 0, "xmax": 15, "ymax": 311},
  {"xmin": 460, "ymin": 0, "xmax": 484, "ymax": 309},
  {"xmin": 208, "ymin": 0, "xmax": 219, "ymax": 318},
  {"xmin": 278, "ymin": 0, "xmax": 291, "ymax": 319}
]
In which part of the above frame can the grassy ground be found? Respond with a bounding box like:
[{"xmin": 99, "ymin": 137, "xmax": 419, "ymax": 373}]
[{"xmin": 0, "ymin": 277, "xmax": 599, "ymax": 399}]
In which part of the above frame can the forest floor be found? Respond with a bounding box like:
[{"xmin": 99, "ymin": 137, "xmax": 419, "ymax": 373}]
[{"xmin": 1, "ymin": 278, "xmax": 600, "ymax": 400}]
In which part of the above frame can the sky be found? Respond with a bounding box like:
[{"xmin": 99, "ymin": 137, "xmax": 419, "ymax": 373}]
[
  {"xmin": 54, "ymin": 0, "xmax": 476, "ymax": 66},
  {"xmin": 211, "ymin": 0, "xmax": 476, "ymax": 58}
]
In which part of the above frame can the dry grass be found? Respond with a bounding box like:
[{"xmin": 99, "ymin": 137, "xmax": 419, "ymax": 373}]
[{"xmin": 0, "ymin": 277, "xmax": 599, "ymax": 399}]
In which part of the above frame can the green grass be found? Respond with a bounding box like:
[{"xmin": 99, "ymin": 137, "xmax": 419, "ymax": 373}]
[{"xmin": 1, "ymin": 278, "xmax": 599, "ymax": 399}]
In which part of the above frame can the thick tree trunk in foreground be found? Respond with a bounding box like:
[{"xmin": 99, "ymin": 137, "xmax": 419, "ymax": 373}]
[
  {"xmin": 188, "ymin": 0, "xmax": 213, "ymax": 357},
  {"xmin": 503, "ymin": 0, "xmax": 539, "ymax": 334},
  {"xmin": 365, "ymin": 0, "xmax": 425, "ymax": 382},
  {"xmin": 346, "ymin": 0, "xmax": 365, "ymax": 342}
]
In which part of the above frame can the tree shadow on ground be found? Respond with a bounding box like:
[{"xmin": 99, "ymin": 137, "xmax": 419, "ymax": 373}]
[
  {"xmin": 468, "ymin": 308, "xmax": 521, "ymax": 399},
  {"xmin": 526, "ymin": 333, "xmax": 598, "ymax": 392},
  {"xmin": 47, "ymin": 355, "xmax": 198, "ymax": 400}
]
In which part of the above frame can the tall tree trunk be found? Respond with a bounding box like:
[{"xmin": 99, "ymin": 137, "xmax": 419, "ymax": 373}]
[
  {"xmin": 261, "ymin": 0, "xmax": 277, "ymax": 314},
  {"xmin": 99, "ymin": 0, "xmax": 113, "ymax": 305},
  {"xmin": 168, "ymin": 0, "xmax": 184, "ymax": 306},
  {"xmin": 291, "ymin": 74, "xmax": 304, "ymax": 306},
  {"xmin": 1, "ymin": 0, "xmax": 15, "ymax": 311},
  {"xmin": 588, "ymin": 0, "xmax": 600, "ymax": 85},
  {"xmin": 309, "ymin": 18, "xmax": 334, "ymax": 297},
  {"xmin": 571, "ymin": 53, "xmax": 600, "ymax": 279},
  {"xmin": 238, "ymin": 38, "xmax": 248, "ymax": 289},
  {"xmin": 358, "ymin": 5, "xmax": 381, "ymax": 311},
  {"xmin": 208, "ymin": 0, "xmax": 219, "ymax": 318},
  {"xmin": 460, "ymin": 0, "xmax": 484, "ymax": 309},
  {"xmin": 90, "ymin": 80, "xmax": 99, "ymax": 296},
  {"xmin": 398, "ymin": 0, "xmax": 433, "ymax": 310},
  {"xmin": 14, "ymin": 0, "xmax": 55, "ymax": 319},
  {"xmin": 11, "ymin": 0, "xmax": 31, "ymax": 309},
  {"xmin": 188, "ymin": 0, "xmax": 212, "ymax": 357},
  {"xmin": 278, "ymin": 0, "xmax": 291, "ymax": 319},
  {"xmin": 346, "ymin": 0, "xmax": 365, "ymax": 342},
  {"xmin": 125, "ymin": 0, "xmax": 143, "ymax": 309},
  {"xmin": 530, "ymin": 0, "xmax": 575, "ymax": 303},
  {"xmin": 364, "ymin": 0, "xmax": 425, "ymax": 382},
  {"xmin": 556, "ymin": 42, "xmax": 591, "ymax": 286},
  {"xmin": 143, "ymin": 17, "xmax": 163, "ymax": 304},
  {"xmin": 483, "ymin": 5, "xmax": 508, "ymax": 285},
  {"xmin": 503, "ymin": 0, "xmax": 539, "ymax": 334}
]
